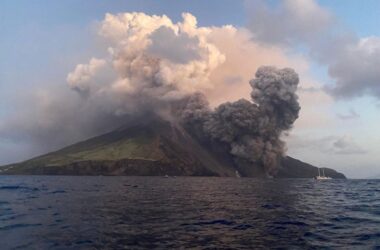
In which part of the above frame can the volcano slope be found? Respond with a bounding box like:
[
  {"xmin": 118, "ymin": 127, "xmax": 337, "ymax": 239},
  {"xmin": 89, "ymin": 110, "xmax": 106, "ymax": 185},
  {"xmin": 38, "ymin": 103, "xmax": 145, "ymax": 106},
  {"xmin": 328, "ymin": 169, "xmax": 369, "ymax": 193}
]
[{"xmin": 1, "ymin": 119, "xmax": 345, "ymax": 179}]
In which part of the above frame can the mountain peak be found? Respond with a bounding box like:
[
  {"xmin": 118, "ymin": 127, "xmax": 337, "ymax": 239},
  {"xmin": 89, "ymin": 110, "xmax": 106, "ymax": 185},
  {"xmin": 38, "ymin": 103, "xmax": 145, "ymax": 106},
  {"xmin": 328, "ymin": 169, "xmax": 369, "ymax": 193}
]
[{"xmin": 1, "ymin": 118, "xmax": 345, "ymax": 178}]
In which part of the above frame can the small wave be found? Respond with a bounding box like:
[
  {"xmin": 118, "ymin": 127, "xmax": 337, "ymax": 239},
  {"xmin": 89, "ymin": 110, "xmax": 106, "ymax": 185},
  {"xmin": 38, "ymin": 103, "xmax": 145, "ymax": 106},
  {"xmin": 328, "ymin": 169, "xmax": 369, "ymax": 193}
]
[
  {"xmin": 261, "ymin": 204, "xmax": 281, "ymax": 209},
  {"xmin": 303, "ymin": 231, "xmax": 328, "ymax": 241},
  {"xmin": 330, "ymin": 216, "xmax": 369, "ymax": 224},
  {"xmin": 181, "ymin": 219, "xmax": 235, "ymax": 227},
  {"xmin": 180, "ymin": 219, "xmax": 253, "ymax": 231},
  {"xmin": 0, "ymin": 223, "xmax": 42, "ymax": 231},
  {"xmin": 50, "ymin": 190, "xmax": 66, "ymax": 194},
  {"xmin": 356, "ymin": 232, "xmax": 380, "ymax": 241},
  {"xmin": 75, "ymin": 239, "xmax": 93, "ymax": 245},
  {"xmin": 0, "ymin": 185, "xmax": 20, "ymax": 190},
  {"xmin": 0, "ymin": 185, "xmax": 39, "ymax": 192},
  {"xmin": 274, "ymin": 221, "xmax": 308, "ymax": 227},
  {"xmin": 233, "ymin": 224, "xmax": 253, "ymax": 230},
  {"xmin": 122, "ymin": 184, "xmax": 139, "ymax": 188}
]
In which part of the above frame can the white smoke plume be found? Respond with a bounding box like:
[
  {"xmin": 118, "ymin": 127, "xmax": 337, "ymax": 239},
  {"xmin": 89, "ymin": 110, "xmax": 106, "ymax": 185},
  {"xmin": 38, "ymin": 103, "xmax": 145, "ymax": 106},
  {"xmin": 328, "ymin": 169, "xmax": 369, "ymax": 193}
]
[
  {"xmin": 67, "ymin": 12, "xmax": 225, "ymax": 115},
  {"xmin": 67, "ymin": 58, "xmax": 107, "ymax": 96}
]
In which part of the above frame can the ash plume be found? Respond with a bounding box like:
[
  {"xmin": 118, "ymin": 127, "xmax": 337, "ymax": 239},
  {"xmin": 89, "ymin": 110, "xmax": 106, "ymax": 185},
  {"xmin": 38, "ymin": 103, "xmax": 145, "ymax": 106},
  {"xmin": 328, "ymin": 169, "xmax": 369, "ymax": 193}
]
[
  {"xmin": 0, "ymin": 12, "xmax": 301, "ymax": 174},
  {"xmin": 66, "ymin": 12, "xmax": 225, "ymax": 117},
  {"xmin": 65, "ymin": 12, "xmax": 301, "ymax": 175},
  {"xmin": 179, "ymin": 66, "xmax": 300, "ymax": 175}
]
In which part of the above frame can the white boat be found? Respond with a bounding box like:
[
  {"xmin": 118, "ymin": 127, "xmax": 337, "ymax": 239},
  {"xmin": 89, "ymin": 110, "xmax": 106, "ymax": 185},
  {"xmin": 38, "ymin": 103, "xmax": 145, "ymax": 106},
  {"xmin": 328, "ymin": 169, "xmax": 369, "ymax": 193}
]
[{"xmin": 315, "ymin": 168, "xmax": 332, "ymax": 180}]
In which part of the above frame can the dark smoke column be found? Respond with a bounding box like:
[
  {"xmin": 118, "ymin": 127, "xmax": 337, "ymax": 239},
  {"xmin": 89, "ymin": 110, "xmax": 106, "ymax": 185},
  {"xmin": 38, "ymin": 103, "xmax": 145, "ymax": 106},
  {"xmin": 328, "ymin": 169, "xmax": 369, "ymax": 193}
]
[
  {"xmin": 180, "ymin": 66, "xmax": 300, "ymax": 177},
  {"xmin": 250, "ymin": 66, "xmax": 300, "ymax": 131},
  {"xmin": 250, "ymin": 66, "xmax": 300, "ymax": 175}
]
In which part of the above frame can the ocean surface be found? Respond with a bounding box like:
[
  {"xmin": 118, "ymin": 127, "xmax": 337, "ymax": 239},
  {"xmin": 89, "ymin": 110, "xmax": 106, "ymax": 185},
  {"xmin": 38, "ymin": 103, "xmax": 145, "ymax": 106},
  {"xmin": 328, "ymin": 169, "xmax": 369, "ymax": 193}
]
[{"xmin": 0, "ymin": 176, "xmax": 379, "ymax": 249}]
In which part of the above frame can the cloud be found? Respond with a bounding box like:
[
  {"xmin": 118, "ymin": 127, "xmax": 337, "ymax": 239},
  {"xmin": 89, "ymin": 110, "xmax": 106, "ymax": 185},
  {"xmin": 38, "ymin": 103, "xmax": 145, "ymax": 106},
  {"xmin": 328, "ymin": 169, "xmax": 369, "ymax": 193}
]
[
  {"xmin": 246, "ymin": 0, "xmax": 333, "ymax": 46},
  {"xmin": 336, "ymin": 108, "xmax": 359, "ymax": 120},
  {"xmin": 147, "ymin": 26, "xmax": 201, "ymax": 64},
  {"xmin": 297, "ymin": 86, "xmax": 320, "ymax": 93},
  {"xmin": 288, "ymin": 134, "xmax": 367, "ymax": 155},
  {"xmin": 223, "ymin": 75, "xmax": 243, "ymax": 85},
  {"xmin": 246, "ymin": 0, "xmax": 380, "ymax": 100},
  {"xmin": 326, "ymin": 37, "xmax": 380, "ymax": 98},
  {"xmin": 66, "ymin": 58, "xmax": 107, "ymax": 95},
  {"xmin": 84, "ymin": 12, "xmax": 226, "ymax": 112},
  {"xmin": 291, "ymin": 77, "xmax": 335, "ymax": 130},
  {"xmin": 332, "ymin": 135, "xmax": 367, "ymax": 155}
]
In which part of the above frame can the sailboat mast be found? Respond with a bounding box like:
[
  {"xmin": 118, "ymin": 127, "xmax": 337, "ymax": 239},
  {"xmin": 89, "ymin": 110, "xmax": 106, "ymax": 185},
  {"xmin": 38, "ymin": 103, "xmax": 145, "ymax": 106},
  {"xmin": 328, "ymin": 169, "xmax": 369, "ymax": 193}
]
[
  {"xmin": 318, "ymin": 168, "xmax": 320, "ymax": 177},
  {"xmin": 322, "ymin": 168, "xmax": 325, "ymax": 177}
]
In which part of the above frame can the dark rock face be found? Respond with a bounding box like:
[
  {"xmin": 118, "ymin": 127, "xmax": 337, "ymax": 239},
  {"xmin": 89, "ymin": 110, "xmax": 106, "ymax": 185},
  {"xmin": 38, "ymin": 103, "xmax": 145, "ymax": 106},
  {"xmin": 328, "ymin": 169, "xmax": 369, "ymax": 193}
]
[{"xmin": 0, "ymin": 120, "xmax": 346, "ymax": 179}]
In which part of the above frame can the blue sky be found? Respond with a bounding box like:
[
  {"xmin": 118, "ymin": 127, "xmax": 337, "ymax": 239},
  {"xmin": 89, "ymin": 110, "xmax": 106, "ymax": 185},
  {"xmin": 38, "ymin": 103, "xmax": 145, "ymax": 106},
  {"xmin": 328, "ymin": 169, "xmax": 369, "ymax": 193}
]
[
  {"xmin": 320, "ymin": 0, "xmax": 380, "ymax": 37},
  {"xmin": 1, "ymin": 0, "xmax": 380, "ymax": 178}
]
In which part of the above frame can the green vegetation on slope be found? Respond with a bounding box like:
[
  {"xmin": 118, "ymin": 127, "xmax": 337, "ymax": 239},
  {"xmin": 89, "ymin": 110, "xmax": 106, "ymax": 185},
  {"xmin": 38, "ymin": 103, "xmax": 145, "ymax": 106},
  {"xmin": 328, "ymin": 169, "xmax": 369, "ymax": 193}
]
[
  {"xmin": 13, "ymin": 125, "xmax": 165, "ymax": 169},
  {"xmin": 0, "ymin": 119, "xmax": 346, "ymax": 178}
]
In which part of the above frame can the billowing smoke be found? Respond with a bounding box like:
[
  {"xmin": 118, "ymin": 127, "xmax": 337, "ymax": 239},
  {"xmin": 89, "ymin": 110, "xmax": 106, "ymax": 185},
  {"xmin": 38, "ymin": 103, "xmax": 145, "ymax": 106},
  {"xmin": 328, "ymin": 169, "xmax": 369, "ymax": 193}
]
[
  {"xmin": 0, "ymin": 12, "xmax": 301, "ymax": 174},
  {"xmin": 0, "ymin": 13, "xmax": 305, "ymax": 168},
  {"xmin": 65, "ymin": 12, "xmax": 301, "ymax": 175},
  {"xmin": 179, "ymin": 66, "xmax": 300, "ymax": 175},
  {"xmin": 66, "ymin": 12, "xmax": 225, "ymax": 116}
]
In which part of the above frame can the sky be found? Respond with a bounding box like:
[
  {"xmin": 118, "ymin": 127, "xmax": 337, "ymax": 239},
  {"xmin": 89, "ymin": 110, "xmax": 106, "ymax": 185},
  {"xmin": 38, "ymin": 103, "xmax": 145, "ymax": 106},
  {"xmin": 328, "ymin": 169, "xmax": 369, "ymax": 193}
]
[{"xmin": 1, "ymin": 0, "xmax": 380, "ymax": 178}]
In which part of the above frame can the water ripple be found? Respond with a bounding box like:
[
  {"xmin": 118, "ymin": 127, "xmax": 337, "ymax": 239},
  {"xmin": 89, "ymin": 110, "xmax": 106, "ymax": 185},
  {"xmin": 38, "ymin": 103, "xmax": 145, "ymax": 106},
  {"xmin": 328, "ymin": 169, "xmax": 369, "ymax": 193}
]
[{"xmin": 0, "ymin": 176, "xmax": 379, "ymax": 248}]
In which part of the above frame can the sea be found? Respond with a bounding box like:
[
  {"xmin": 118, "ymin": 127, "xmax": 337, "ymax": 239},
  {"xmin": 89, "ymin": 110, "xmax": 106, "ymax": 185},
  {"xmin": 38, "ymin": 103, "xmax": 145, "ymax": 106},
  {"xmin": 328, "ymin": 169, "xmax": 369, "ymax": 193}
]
[{"xmin": 0, "ymin": 176, "xmax": 379, "ymax": 249}]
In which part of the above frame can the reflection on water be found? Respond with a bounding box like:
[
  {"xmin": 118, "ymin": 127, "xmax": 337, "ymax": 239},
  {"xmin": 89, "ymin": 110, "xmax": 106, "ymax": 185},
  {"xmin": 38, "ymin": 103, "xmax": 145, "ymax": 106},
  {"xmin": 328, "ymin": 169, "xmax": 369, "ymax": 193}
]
[{"xmin": 0, "ymin": 176, "xmax": 379, "ymax": 249}]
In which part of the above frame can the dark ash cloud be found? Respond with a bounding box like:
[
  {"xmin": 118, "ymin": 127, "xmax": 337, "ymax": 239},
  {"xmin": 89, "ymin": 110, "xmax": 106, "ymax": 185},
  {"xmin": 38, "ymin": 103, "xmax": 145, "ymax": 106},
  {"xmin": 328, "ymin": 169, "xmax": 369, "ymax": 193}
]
[{"xmin": 180, "ymin": 66, "xmax": 300, "ymax": 176}]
